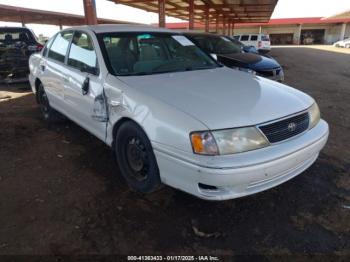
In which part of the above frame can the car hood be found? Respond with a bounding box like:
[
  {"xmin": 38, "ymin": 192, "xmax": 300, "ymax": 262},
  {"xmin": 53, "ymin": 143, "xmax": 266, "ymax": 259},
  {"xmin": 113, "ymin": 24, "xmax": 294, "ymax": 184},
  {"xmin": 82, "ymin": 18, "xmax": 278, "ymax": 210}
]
[
  {"xmin": 119, "ymin": 67, "xmax": 313, "ymax": 130},
  {"xmin": 217, "ymin": 52, "xmax": 280, "ymax": 70}
]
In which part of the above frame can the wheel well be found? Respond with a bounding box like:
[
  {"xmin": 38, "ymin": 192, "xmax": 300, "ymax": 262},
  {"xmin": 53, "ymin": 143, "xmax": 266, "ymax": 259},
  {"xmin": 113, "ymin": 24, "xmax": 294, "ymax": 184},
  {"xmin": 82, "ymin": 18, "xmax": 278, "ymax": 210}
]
[{"xmin": 111, "ymin": 118, "xmax": 146, "ymax": 150}]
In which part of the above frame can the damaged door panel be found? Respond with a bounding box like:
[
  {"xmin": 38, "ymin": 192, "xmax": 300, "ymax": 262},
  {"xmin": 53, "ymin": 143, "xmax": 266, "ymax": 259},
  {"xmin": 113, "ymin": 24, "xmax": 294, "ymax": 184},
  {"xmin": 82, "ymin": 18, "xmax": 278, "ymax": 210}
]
[{"xmin": 63, "ymin": 31, "xmax": 107, "ymax": 141}]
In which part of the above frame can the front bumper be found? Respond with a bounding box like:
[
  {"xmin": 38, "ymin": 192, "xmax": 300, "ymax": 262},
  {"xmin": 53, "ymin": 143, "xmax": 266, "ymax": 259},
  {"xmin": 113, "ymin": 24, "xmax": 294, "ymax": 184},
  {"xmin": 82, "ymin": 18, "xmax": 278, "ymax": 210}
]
[{"xmin": 153, "ymin": 120, "xmax": 329, "ymax": 201}]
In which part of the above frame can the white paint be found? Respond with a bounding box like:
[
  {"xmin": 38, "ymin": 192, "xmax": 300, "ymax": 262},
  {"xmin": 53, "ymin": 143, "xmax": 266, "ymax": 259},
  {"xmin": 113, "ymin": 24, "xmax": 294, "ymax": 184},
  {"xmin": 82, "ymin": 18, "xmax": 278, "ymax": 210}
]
[{"xmin": 29, "ymin": 25, "xmax": 329, "ymax": 200}]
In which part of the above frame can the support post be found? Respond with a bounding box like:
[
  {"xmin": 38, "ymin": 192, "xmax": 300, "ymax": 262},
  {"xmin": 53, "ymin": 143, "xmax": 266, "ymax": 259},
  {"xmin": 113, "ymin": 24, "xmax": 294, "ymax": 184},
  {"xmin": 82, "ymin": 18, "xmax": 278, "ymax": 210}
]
[
  {"xmin": 158, "ymin": 0, "xmax": 166, "ymax": 28},
  {"xmin": 59, "ymin": 20, "xmax": 63, "ymax": 30},
  {"xmin": 296, "ymin": 24, "xmax": 302, "ymax": 45},
  {"xmin": 215, "ymin": 13, "xmax": 219, "ymax": 33},
  {"xmin": 259, "ymin": 26, "xmax": 262, "ymax": 34},
  {"xmin": 205, "ymin": 5, "xmax": 209, "ymax": 32},
  {"xmin": 340, "ymin": 23, "xmax": 347, "ymax": 40},
  {"xmin": 223, "ymin": 17, "xmax": 226, "ymax": 35},
  {"xmin": 20, "ymin": 16, "xmax": 25, "ymax": 27},
  {"xmin": 232, "ymin": 23, "xmax": 235, "ymax": 36},
  {"xmin": 83, "ymin": 0, "xmax": 97, "ymax": 25},
  {"xmin": 188, "ymin": 0, "xmax": 194, "ymax": 30},
  {"xmin": 228, "ymin": 22, "xmax": 231, "ymax": 36}
]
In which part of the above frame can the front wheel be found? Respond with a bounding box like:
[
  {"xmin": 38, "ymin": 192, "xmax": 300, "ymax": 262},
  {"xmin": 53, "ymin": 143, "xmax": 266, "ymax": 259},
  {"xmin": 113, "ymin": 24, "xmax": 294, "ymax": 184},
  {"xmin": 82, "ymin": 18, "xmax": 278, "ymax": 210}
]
[{"xmin": 115, "ymin": 121, "xmax": 161, "ymax": 193}]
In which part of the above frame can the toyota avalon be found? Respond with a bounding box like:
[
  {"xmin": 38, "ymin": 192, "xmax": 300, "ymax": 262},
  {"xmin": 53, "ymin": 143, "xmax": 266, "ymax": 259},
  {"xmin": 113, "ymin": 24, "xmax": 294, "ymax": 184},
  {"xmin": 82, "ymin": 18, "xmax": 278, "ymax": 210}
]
[{"xmin": 29, "ymin": 25, "xmax": 329, "ymax": 200}]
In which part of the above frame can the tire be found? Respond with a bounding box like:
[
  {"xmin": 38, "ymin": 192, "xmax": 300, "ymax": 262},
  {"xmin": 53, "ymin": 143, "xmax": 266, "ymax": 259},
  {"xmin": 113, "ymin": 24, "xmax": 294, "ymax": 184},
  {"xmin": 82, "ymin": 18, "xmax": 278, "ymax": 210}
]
[
  {"xmin": 36, "ymin": 82, "xmax": 63, "ymax": 123},
  {"xmin": 115, "ymin": 121, "xmax": 161, "ymax": 193}
]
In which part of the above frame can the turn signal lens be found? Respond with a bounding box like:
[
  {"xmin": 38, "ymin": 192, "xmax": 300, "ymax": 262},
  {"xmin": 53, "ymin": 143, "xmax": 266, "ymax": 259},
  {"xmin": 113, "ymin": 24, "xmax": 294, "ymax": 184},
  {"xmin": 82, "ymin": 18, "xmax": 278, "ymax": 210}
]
[{"xmin": 190, "ymin": 131, "xmax": 219, "ymax": 155}]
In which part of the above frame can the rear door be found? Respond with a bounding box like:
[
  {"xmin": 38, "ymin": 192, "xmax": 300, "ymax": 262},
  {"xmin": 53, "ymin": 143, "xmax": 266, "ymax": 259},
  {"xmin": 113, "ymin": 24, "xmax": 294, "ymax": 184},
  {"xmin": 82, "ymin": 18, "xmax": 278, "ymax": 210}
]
[
  {"xmin": 63, "ymin": 30, "xmax": 107, "ymax": 141},
  {"xmin": 239, "ymin": 34, "xmax": 250, "ymax": 46},
  {"xmin": 260, "ymin": 34, "xmax": 271, "ymax": 50},
  {"xmin": 44, "ymin": 31, "xmax": 73, "ymax": 110},
  {"xmin": 249, "ymin": 34, "xmax": 258, "ymax": 48}
]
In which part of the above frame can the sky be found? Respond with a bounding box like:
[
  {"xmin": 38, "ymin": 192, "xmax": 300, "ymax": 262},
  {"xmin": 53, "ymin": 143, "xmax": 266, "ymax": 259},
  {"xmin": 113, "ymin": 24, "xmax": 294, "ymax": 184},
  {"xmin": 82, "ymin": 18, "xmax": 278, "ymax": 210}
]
[{"xmin": 0, "ymin": 0, "xmax": 349, "ymax": 37}]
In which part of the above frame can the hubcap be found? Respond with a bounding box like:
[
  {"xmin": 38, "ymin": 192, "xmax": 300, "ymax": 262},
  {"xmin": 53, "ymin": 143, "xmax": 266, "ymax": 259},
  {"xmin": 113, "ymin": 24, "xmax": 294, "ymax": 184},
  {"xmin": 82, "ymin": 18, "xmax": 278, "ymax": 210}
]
[{"xmin": 126, "ymin": 137, "xmax": 148, "ymax": 181}]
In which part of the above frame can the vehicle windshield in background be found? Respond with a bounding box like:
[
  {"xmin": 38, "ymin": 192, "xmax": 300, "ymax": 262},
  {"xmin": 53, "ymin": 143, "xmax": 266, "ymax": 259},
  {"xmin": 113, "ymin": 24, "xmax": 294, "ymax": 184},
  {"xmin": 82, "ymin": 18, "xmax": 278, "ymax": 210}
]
[
  {"xmin": 190, "ymin": 35, "xmax": 242, "ymax": 55},
  {"xmin": 99, "ymin": 33, "xmax": 218, "ymax": 76},
  {"xmin": 0, "ymin": 28, "xmax": 36, "ymax": 46}
]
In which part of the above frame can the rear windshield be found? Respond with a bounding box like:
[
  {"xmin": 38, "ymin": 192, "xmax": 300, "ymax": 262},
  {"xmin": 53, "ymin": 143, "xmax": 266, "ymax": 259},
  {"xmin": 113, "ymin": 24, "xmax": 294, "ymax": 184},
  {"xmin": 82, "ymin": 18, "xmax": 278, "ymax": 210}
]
[
  {"xmin": 98, "ymin": 32, "xmax": 218, "ymax": 76},
  {"xmin": 0, "ymin": 28, "xmax": 35, "ymax": 45},
  {"xmin": 261, "ymin": 35, "xmax": 270, "ymax": 41}
]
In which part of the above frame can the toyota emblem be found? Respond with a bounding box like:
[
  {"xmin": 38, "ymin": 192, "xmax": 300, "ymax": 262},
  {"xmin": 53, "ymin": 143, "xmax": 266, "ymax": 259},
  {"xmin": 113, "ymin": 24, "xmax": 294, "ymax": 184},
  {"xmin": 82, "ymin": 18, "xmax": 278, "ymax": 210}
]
[{"xmin": 288, "ymin": 122, "xmax": 297, "ymax": 132}]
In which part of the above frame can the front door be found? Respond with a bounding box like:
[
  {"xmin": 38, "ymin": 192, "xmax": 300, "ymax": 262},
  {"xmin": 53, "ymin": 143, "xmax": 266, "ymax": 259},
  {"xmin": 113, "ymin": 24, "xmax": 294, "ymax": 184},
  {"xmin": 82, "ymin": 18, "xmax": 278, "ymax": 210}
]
[{"xmin": 63, "ymin": 31, "xmax": 107, "ymax": 142}]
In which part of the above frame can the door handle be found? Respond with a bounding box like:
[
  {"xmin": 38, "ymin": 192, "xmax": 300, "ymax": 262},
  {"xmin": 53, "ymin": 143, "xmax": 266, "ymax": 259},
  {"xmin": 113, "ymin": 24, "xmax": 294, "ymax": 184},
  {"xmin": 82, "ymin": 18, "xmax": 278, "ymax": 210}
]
[
  {"xmin": 40, "ymin": 64, "xmax": 46, "ymax": 72},
  {"xmin": 82, "ymin": 77, "xmax": 90, "ymax": 95}
]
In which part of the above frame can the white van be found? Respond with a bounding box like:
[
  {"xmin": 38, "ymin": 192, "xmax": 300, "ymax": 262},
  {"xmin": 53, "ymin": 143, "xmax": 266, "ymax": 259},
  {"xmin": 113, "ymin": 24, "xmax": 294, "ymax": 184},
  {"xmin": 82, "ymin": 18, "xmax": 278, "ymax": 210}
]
[{"xmin": 234, "ymin": 34, "xmax": 271, "ymax": 53}]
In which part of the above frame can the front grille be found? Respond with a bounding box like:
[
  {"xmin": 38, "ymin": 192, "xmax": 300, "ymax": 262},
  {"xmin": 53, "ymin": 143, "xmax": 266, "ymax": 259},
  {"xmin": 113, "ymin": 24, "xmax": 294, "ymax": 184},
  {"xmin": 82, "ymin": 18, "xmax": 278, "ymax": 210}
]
[
  {"xmin": 256, "ymin": 67, "xmax": 281, "ymax": 77},
  {"xmin": 259, "ymin": 112, "xmax": 309, "ymax": 143}
]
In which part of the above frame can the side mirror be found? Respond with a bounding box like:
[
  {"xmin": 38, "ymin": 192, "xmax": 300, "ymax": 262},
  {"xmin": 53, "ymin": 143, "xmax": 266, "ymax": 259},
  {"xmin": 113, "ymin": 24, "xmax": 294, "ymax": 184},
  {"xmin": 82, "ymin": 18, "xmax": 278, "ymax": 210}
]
[{"xmin": 81, "ymin": 64, "xmax": 99, "ymax": 75}]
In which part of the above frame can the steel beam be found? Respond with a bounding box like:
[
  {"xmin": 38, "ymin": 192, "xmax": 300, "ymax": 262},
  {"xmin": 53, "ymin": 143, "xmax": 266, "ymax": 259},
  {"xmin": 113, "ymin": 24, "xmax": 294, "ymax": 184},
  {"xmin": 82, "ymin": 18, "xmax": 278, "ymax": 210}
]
[
  {"xmin": 205, "ymin": 5, "xmax": 209, "ymax": 32},
  {"xmin": 83, "ymin": 0, "xmax": 97, "ymax": 25},
  {"xmin": 158, "ymin": 0, "xmax": 166, "ymax": 27}
]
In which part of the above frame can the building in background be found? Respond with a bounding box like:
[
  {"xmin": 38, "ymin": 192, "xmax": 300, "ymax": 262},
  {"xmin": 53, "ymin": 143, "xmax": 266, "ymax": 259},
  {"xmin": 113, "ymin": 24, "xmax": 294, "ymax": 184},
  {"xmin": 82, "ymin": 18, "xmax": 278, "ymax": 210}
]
[{"xmin": 166, "ymin": 16, "xmax": 350, "ymax": 45}]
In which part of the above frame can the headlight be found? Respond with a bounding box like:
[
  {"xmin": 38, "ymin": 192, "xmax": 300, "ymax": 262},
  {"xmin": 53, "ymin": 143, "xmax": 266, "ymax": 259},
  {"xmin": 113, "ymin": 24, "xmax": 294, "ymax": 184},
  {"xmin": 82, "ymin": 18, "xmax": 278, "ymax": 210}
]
[
  {"xmin": 239, "ymin": 67, "xmax": 256, "ymax": 75},
  {"xmin": 309, "ymin": 102, "xmax": 320, "ymax": 129},
  {"xmin": 233, "ymin": 67, "xmax": 256, "ymax": 75},
  {"xmin": 190, "ymin": 127, "xmax": 269, "ymax": 155}
]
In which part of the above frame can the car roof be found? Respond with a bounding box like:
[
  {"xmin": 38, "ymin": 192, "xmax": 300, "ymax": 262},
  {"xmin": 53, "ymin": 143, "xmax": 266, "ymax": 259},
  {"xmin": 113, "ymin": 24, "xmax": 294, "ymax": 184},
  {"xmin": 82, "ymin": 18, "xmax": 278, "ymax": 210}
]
[
  {"xmin": 64, "ymin": 24, "xmax": 176, "ymax": 34},
  {"xmin": 182, "ymin": 31, "xmax": 222, "ymax": 37}
]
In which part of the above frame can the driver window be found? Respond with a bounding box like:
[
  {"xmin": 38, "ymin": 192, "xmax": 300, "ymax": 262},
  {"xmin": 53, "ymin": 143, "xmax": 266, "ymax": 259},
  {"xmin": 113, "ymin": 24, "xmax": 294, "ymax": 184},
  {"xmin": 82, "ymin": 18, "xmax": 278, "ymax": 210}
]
[{"xmin": 68, "ymin": 31, "xmax": 99, "ymax": 74}]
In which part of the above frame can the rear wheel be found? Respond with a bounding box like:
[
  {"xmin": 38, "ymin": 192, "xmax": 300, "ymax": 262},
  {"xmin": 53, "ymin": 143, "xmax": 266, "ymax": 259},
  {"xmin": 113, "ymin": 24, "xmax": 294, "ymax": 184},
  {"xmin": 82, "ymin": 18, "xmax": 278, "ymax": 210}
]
[
  {"xmin": 115, "ymin": 121, "xmax": 161, "ymax": 193},
  {"xmin": 36, "ymin": 82, "xmax": 63, "ymax": 123}
]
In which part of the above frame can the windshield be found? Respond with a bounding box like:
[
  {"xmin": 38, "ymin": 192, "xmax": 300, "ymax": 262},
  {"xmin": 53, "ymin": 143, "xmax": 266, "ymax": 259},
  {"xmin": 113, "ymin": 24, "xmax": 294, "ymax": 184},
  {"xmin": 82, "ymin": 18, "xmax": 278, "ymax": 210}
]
[
  {"xmin": 98, "ymin": 32, "xmax": 218, "ymax": 76},
  {"xmin": 189, "ymin": 35, "xmax": 242, "ymax": 55}
]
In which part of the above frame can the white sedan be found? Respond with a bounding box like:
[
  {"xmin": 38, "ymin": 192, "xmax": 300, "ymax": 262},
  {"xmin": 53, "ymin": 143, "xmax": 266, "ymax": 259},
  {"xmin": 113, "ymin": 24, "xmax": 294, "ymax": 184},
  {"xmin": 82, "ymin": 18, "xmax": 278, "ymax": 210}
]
[
  {"xmin": 29, "ymin": 25, "xmax": 329, "ymax": 200},
  {"xmin": 333, "ymin": 38, "xmax": 350, "ymax": 48}
]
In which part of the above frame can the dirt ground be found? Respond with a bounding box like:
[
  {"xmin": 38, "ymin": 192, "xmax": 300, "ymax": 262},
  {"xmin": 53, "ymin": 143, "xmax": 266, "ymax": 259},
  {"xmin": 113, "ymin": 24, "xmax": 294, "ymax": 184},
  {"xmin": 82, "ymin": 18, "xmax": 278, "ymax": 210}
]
[{"xmin": 0, "ymin": 47, "xmax": 349, "ymax": 257}]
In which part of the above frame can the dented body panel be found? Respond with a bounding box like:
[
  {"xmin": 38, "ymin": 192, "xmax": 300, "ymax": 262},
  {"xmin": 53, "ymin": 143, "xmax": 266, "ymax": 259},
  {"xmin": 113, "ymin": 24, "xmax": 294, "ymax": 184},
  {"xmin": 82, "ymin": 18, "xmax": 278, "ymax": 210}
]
[{"xmin": 29, "ymin": 25, "xmax": 329, "ymax": 200}]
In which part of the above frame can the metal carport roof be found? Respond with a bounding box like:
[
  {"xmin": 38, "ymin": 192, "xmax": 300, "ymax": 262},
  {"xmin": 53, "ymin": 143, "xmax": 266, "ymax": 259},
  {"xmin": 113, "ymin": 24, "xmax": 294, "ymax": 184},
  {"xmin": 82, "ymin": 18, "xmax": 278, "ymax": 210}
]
[{"xmin": 0, "ymin": 4, "xmax": 134, "ymax": 27}]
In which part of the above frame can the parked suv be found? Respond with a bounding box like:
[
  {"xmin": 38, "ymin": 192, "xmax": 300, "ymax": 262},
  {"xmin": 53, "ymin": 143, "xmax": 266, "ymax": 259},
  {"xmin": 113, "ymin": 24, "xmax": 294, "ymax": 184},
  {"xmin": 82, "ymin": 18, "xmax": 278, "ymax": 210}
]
[
  {"xmin": 234, "ymin": 33, "xmax": 271, "ymax": 53},
  {"xmin": 0, "ymin": 27, "xmax": 43, "ymax": 83}
]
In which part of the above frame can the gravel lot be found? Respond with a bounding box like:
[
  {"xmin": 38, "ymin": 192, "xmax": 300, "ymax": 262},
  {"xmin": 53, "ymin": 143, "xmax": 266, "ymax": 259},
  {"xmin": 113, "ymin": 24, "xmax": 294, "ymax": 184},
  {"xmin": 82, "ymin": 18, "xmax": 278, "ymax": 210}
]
[{"xmin": 0, "ymin": 47, "xmax": 349, "ymax": 256}]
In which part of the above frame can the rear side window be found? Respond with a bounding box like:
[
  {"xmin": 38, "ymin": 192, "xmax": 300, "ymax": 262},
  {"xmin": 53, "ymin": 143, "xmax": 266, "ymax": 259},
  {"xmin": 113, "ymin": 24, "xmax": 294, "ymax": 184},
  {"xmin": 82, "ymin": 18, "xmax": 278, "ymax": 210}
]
[
  {"xmin": 42, "ymin": 35, "xmax": 56, "ymax": 57},
  {"xmin": 0, "ymin": 28, "xmax": 35, "ymax": 45},
  {"xmin": 261, "ymin": 35, "xmax": 270, "ymax": 41},
  {"xmin": 68, "ymin": 31, "xmax": 98, "ymax": 73},
  {"xmin": 250, "ymin": 35, "xmax": 258, "ymax": 41},
  {"xmin": 233, "ymin": 35, "xmax": 240, "ymax": 40},
  {"xmin": 240, "ymin": 35, "xmax": 249, "ymax": 41},
  {"xmin": 48, "ymin": 31, "xmax": 73, "ymax": 63}
]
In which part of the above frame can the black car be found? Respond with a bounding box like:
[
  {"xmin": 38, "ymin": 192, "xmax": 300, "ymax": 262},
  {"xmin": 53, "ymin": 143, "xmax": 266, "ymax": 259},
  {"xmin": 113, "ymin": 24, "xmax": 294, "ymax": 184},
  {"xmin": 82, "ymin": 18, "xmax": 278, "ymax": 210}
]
[
  {"xmin": 183, "ymin": 32, "xmax": 284, "ymax": 82},
  {"xmin": 0, "ymin": 27, "xmax": 43, "ymax": 83}
]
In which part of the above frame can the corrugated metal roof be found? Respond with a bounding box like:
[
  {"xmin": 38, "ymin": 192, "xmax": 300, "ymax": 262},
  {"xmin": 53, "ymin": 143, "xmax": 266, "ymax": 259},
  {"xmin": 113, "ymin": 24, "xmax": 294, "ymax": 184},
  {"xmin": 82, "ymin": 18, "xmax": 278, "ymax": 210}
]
[
  {"xmin": 0, "ymin": 4, "xmax": 134, "ymax": 26},
  {"xmin": 108, "ymin": 0, "xmax": 278, "ymax": 24}
]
